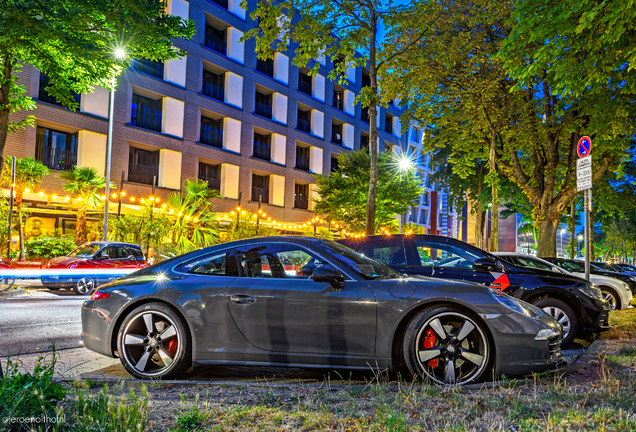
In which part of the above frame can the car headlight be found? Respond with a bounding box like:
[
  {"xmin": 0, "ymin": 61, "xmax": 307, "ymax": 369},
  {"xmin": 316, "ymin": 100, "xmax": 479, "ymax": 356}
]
[
  {"xmin": 488, "ymin": 288, "xmax": 530, "ymax": 315},
  {"xmin": 578, "ymin": 285, "xmax": 602, "ymax": 299},
  {"xmin": 535, "ymin": 328, "xmax": 561, "ymax": 340}
]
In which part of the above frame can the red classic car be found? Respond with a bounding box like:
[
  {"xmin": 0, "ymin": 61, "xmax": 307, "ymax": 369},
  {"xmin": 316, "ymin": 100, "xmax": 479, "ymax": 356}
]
[{"xmin": 43, "ymin": 241, "xmax": 147, "ymax": 294}]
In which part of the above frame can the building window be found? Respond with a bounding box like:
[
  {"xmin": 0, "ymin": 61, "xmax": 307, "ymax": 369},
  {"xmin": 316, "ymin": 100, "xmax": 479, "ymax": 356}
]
[
  {"xmin": 360, "ymin": 134, "xmax": 369, "ymax": 151},
  {"xmin": 419, "ymin": 210, "xmax": 427, "ymax": 225},
  {"xmin": 333, "ymin": 90, "xmax": 343, "ymax": 111},
  {"xmin": 202, "ymin": 69, "xmax": 225, "ymax": 102},
  {"xmin": 256, "ymin": 56, "xmax": 274, "ymax": 78},
  {"xmin": 385, "ymin": 114, "xmax": 393, "ymax": 134},
  {"xmin": 128, "ymin": 147, "xmax": 159, "ymax": 185},
  {"xmin": 255, "ymin": 91, "xmax": 272, "ymax": 118},
  {"xmin": 295, "ymin": 146, "xmax": 309, "ymax": 171},
  {"xmin": 360, "ymin": 108, "xmax": 369, "ymax": 123},
  {"xmin": 38, "ymin": 75, "xmax": 80, "ymax": 107},
  {"xmin": 331, "ymin": 156, "xmax": 339, "ymax": 173},
  {"xmin": 204, "ymin": 25, "xmax": 227, "ymax": 56},
  {"xmin": 253, "ymin": 133, "xmax": 271, "ymax": 161},
  {"xmin": 331, "ymin": 122, "xmax": 343, "ymax": 145},
  {"xmin": 210, "ymin": 0, "xmax": 229, "ymax": 9},
  {"xmin": 200, "ymin": 116, "xmax": 223, "ymax": 148},
  {"xmin": 131, "ymin": 58, "xmax": 164, "ymax": 79},
  {"xmin": 297, "ymin": 109, "xmax": 310, "ymax": 133},
  {"xmin": 35, "ymin": 126, "xmax": 77, "ymax": 171},
  {"xmin": 199, "ymin": 162, "xmax": 221, "ymax": 191},
  {"xmin": 252, "ymin": 174, "xmax": 270, "ymax": 203},
  {"xmin": 298, "ymin": 70, "xmax": 312, "ymax": 96},
  {"xmin": 131, "ymin": 93, "xmax": 162, "ymax": 133},
  {"xmin": 294, "ymin": 183, "xmax": 309, "ymax": 210}
]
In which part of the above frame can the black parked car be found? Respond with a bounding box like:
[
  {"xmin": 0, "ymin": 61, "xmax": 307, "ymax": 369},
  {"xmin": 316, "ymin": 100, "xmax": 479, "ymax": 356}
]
[
  {"xmin": 543, "ymin": 258, "xmax": 636, "ymax": 297},
  {"xmin": 81, "ymin": 237, "xmax": 564, "ymax": 385},
  {"xmin": 338, "ymin": 235, "xmax": 611, "ymax": 346}
]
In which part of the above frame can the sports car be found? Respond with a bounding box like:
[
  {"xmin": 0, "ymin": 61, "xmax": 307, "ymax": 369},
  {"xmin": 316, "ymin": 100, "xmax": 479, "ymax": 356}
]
[{"xmin": 81, "ymin": 237, "xmax": 564, "ymax": 385}]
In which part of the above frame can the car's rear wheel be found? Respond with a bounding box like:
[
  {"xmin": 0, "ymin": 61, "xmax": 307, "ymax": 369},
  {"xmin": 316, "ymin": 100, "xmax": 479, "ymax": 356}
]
[
  {"xmin": 532, "ymin": 298, "xmax": 579, "ymax": 346},
  {"xmin": 403, "ymin": 305, "xmax": 491, "ymax": 385},
  {"xmin": 599, "ymin": 286, "xmax": 620, "ymax": 311},
  {"xmin": 117, "ymin": 303, "xmax": 191, "ymax": 379},
  {"xmin": 74, "ymin": 277, "xmax": 95, "ymax": 295}
]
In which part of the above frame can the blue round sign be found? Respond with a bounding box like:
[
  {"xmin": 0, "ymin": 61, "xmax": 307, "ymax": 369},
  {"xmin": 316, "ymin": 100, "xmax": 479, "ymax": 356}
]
[{"xmin": 577, "ymin": 136, "xmax": 592, "ymax": 158}]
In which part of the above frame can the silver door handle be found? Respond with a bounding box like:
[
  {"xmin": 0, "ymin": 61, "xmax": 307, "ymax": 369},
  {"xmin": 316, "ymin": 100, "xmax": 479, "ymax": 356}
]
[{"xmin": 230, "ymin": 294, "xmax": 256, "ymax": 304}]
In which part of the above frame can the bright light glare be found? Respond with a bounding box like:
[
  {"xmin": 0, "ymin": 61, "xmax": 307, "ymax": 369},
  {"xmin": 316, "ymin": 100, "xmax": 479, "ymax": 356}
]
[
  {"xmin": 398, "ymin": 155, "xmax": 413, "ymax": 171},
  {"xmin": 114, "ymin": 48, "xmax": 126, "ymax": 58}
]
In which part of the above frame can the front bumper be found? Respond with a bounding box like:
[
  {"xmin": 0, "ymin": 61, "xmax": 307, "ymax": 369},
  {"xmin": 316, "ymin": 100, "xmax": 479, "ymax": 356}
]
[{"xmin": 582, "ymin": 298, "xmax": 611, "ymax": 335}]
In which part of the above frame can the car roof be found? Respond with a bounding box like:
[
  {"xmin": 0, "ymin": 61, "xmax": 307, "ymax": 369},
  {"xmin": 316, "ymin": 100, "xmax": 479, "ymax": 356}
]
[{"xmin": 82, "ymin": 241, "xmax": 142, "ymax": 249}]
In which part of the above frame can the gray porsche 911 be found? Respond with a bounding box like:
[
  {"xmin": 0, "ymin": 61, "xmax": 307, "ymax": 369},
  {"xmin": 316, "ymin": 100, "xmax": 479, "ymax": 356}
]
[{"xmin": 81, "ymin": 237, "xmax": 564, "ymax": 385}]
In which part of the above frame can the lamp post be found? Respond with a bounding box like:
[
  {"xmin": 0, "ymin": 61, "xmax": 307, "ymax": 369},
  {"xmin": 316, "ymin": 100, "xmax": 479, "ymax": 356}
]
[
  {"xmin": 578, "ymin": 234, "xmax": 583, "ymax": 257},
  {"xmin": 103, "ymin": 48, "xmax": 126, "ymax": 241}
]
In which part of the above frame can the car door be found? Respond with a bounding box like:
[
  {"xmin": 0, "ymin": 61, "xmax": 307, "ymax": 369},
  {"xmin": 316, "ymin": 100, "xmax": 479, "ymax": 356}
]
[
  {"xmin": 225, "ymin": 242, "xmax": 377, "ymax": 356},
  {"xmin": 348, "ymin": 238, "xmax": 413, "ymax": 274},
  {"xmin": 409, "ymin": 238, "xmax": 496, "ymax": 285}
]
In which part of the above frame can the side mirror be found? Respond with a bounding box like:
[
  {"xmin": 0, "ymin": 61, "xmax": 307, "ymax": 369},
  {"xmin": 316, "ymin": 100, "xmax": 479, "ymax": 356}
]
[
  {"xmin": 473, "ymin": 258, "xmax": 499, "ymax": 272},
  {"xmin": 311, "ymin": 265, "xmax": 345, "ymax": 289}
]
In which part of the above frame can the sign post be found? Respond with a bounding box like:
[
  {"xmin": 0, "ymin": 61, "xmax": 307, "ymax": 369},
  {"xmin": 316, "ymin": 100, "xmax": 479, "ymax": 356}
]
[{"xmin": 576, "ymin": 136, "xmax": 592, "ymax": 280}]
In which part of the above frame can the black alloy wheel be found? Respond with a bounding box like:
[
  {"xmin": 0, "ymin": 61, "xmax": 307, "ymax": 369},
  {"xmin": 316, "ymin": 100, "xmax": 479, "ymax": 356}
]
[
  {"xmin": 404, "ymin": 305, "xmax": 491, "ymax": 385},
  {"xmin": 117, "ymin": 303, "xmax": 192, "ymax": 379}
]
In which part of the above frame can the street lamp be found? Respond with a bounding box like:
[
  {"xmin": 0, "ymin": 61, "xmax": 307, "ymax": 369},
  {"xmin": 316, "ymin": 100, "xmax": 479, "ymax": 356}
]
[{"xmin": 103, "ymin": 48, "xmax": 126, "ymax": 241}]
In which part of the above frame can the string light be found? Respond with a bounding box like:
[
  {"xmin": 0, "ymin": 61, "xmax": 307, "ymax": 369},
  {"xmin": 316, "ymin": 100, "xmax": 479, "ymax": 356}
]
[
  {"xmin": 112, "ymin": 193, "xmax": 117, "ymax": 198},
  {"xmin": 52, "ymin": 195, "xmax": 57, "ymax": 199},
  {"xmin": 130, "ymin": 197, "xmax": 135, "ymax": 202},
  {"xmin": 38, "ymin": 192, "xmax": 44, "ymax": 197},
  {"xmin": 25, "ymin": 188, "xmax": 30, "ymax": 193}
]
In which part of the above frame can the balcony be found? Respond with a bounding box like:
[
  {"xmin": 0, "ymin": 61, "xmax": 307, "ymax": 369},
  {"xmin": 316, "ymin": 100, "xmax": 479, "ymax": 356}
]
[
  {"xmin": 38, "ymin": 75, "xmax": 81, "ymax": 107},
  {"xmin": 131, "ymin": 106, "xmax": 162, "ymax": 133},
  {"xmin": 298, "ymin": 77, "xmax": 312, "ymax": 96},
  {"xmin": 128, "ymin": 163, "xmax": 159, "ymax": 185},
  {"xmin": 251, "ymin": 187, "xmax": 269, "ymax": 203},
  {"xmin": 131, "ymin": 58, "xmax": 164, "ymax": 79},
  {"xmin": 204, "ymin": 26, "xmax": 227, "ymax": 56},
  {"xmin": 255, "ymin": 101, "xmax": 272, "ymax": 119},
  {"xmin": 200, "ymin": 123, "xmax": 223, "ymax": 148},
  {"xmin": 256, "ymin": 58, "xmax": 274, "ymax": 77},
  {"xmin": 332, "ymin": 124, "xmax": 343, "ymax": 145},
  {"xmin": 297, "ymin": 117, "xmax": 310, "ymax": 134},
  {"xmin": 202, "ymin": 70, "xmax": 225, "ymax": 102},
  {"xmin": 333, "ymin": 91, "xmax": 343, "ymax": 111},
  {"xmin": 253, "ymin": 143, "xmax": 271, "ymax": 161},
  {"xmin": 361, "ymin": 109, "xmax": 369, "ymax": 123},
  {"xmin": 295, "ymin": 156, "xmax": 309, "ymax": 171},
  {"xmin": 35, "ymin": 145, "xmax": 77, "ymax": 171},
  {"xmin": 294, "ymin": 195, "xmax": 309, "ymax": 210}
]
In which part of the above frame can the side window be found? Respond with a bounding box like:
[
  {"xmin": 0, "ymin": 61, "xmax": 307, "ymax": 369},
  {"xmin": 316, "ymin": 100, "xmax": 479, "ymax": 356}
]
[
  {"xmin": 355, "ymin": 240, "xmax": 407, "ymax": 266},
  {"xmin": 128, "ymin": 248, "xmax": 144, "ymax": 259},
  {"xmin": 176, "ymin": 250, "xmax": 239, "ymax": 276},
  {"xmin": 413, "ymin": 240, "xmax": 481, "ymax": 269},
  {"xmin": 100, "ymin": 247, "xmax": 115, "ymax": 259},
  {"xmin": 236, "ymin": 244, "xmax": 327, "ymax": 279}
]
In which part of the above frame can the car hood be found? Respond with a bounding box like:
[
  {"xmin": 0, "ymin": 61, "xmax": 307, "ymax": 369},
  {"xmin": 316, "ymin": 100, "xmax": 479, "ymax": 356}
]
[{"xmin": 48, "ymin": 256, "xmax": 84, "ymax": 267}]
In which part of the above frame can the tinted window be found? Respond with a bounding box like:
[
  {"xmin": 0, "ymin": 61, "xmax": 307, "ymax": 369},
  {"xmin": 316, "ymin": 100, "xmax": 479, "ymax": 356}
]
[
  {"xmin": 315, "ymin": 241, "xmax": 399, "ymax": 279},
  {"xmin": 511, "ymin": 256, "xmax": 554, "ymax": 271},
  {"xmin": 350, "ymin": 239, "xmax": 407, "ymax": 266},
  {"xmin": 101, "ymin": 245, "xmax": 129, "ymax": 259},
  {"xmin": 557, "ymin": 260, "xmax": 585, "ymax": 272},
  {"xmin": 177, "ymin": 250, "xmax": 239, "ymax": 276},
  {"xmin": 236, "ymin": 244, "xmax": 326, "ymax": 279},
  {"xmin": 69, "ymin": 244, "xmax": 101, "ymax": 257},
  {"xmin": 127, "ymin": 247, "xmax": 144, "ymax": 259},
  {"xmin": 413, "ymin": 239, "xmax": 482, "ymax": 268}
]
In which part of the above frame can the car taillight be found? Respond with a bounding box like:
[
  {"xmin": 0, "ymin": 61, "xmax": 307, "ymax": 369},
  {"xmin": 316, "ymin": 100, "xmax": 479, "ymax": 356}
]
[{"xmin": 90, "ymin": 291, "xmax": 111, "ymax": 300}]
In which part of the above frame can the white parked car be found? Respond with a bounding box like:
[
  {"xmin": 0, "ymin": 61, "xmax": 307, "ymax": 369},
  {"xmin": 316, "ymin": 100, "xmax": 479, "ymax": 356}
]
[{"xmin": 493, "ymin": 253, "xmax": 633, "ymax": 311}]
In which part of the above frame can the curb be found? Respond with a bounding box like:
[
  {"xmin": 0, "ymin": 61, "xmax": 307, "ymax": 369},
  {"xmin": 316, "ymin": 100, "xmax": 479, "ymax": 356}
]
[
  {"xmin": 0, "ymin": 289, "xmax": 25, "ymax": 299},
  {"xmin": 566, "ymin": 336, "xmax": 607, "ymax": 374}
]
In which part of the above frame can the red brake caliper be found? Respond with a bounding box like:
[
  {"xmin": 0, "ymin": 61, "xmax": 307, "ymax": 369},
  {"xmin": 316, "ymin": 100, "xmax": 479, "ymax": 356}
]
[
  {"xmin": 166, "ymin": 338, "xmax": 178, "ymax": 357},
  {"xmin": 424, "ymin": 328, "xmax": 438, "ymax": 368}
]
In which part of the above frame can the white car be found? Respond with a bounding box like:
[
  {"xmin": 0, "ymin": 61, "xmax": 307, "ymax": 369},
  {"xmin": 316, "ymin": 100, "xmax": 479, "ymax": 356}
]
[{"xmin": 493, "ymin": 253, "xmax": 633, "ymax": 311}]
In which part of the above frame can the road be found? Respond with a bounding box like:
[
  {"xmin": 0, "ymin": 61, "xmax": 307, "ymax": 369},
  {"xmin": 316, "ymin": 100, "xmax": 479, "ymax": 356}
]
[{"xmin": 0, "ymin": 290, "xmax": 85, "ymax": 357}]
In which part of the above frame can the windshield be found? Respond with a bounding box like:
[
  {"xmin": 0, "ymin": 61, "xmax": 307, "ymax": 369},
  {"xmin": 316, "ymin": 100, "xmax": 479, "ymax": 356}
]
[
  {"xmin": 619, "ymin": 264, "xmax": 636, "ymax": 272},
  {"xmin": 316, "ymin": 240, "xmax": 400, "ymax": 279},
  {"xmin": 513, "ymin": 256, "xmax": 554, "ymax": 271},
  {"xmin": 557, "ymin": 260, "xmax": 585, "ymax": 272},
  {"xmin": 593, "ymin": 262, "xmax": 615, "ymax": 272},
  {"xmin": 69, "ymin": 244, "xmax": 101, "ymax": 258}
]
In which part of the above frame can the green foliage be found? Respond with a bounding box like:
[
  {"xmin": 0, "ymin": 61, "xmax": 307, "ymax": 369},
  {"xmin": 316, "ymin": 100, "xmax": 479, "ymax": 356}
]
[
  {"xmin": 313, "ymin": 150, "xmax": 422, "ymax": 233},
  {"xmin": 0, "ymin": 352, "xmax": 67, "ymax": 423},
  {"xmin": 301, "ymin": 225, "xmax": 334, "ymax": 240},
  {"xmin": 109, "ymin": 199, "xmax": 172, "ymax": 251},
  {"xmin": 25, "ymin": 236, "xmax": 76, "ymax": 259},
  {"xmin": 222, "ymin": 209, "xmax": 278, "ymax": 242}
]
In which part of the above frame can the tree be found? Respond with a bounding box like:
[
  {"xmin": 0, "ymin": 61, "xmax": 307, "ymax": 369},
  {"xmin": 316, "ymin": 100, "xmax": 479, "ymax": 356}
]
[
  {"xmin": 0, "ymin": 0, "xmax": 195, "ymax": 174},
  {"xmin": 313, "ymin": 150, "xmax": 421, "ymax": 233},
  {"xmin": 0, "ymin": 157, "xmax": 49, "ymax": 258},
  {"xmin": 242, "ymin": 0, "xmax": 439, "ymax": 235},
  {"xmin": 58, "ymin": 167, "xmax": 110, "ymax": 245}
]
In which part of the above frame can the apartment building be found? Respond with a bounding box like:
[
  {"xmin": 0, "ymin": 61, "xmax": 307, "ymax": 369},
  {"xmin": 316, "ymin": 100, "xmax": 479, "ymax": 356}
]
[{"xmin": 5, "ymin": 0, "xmax": 408, "ymax": 235}]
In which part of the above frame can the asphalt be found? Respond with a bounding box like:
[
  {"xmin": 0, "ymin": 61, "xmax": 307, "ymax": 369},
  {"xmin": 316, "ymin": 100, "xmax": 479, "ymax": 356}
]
[{"xmin": 1, "ymin": 289, "xmax": 587, "ymax": 386}]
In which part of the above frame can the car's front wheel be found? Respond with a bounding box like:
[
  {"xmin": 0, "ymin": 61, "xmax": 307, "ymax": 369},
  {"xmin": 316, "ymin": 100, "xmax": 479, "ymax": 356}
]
[
  {"xmin": 117, "ymin": 303, "xmax": 192, "ymax": 379},
  {"xmin": 532, "ymin": 298, "xmax": 579, "ymax": 346},
  {"xmin": 403, "ymin": 305, "xmax": 492, "ymax": 385}
]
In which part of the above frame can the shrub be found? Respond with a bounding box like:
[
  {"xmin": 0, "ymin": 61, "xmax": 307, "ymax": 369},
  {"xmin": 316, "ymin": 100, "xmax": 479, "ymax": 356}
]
[{"xmin": 25, "ymin": 236, "xmax": 76, "ymax": 259}]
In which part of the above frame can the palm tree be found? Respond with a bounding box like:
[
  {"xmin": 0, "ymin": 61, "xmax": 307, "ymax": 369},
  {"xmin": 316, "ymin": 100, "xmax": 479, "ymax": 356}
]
[
  {"xmin": 182, "ymin": 178, "xmax": 221, "ymax": 208},
  {"xmin": 58, "ymin": 167, "xmax": 112, "ymax": 244},
  {"xmin": 1, "ymin": 157, "xmax": 49, "ymax": 259}
]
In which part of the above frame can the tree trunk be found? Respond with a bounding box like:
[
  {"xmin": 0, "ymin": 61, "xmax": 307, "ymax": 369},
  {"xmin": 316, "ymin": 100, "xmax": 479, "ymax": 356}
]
[
  {"xmin": 0, "ymin": 55, "xmax": 13, "ymax": 180},
  {"xmin": 474, "ymin": 204, "xmax": 485, "ymax": 250},
  {"xmin": 16, "ymin": 191, "xmax": 25, "ymax": 260},
  {"xmin": 536, "ymin": 218, "xmax": 559, "ymax": 258},
  {"xmin": 76, "ymin": 204, "xmax": 87, "ymax": 245},
  {"xmin": 569, "ymin": 201, "xmax": 575, "ymax": 258},
  {"xmin": 364, "ymin": 12, "xmax": 378, "ymax": 236},
  {"xmin": 488, "ymin": 133, "xmax": 498, "ymax": 252}
]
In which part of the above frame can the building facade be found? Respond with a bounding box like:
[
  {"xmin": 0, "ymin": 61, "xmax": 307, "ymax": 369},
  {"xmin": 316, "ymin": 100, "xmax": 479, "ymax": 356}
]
[{"xmin": 5, "ymin": 0, "xmax": 412, "ymax": 235}]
